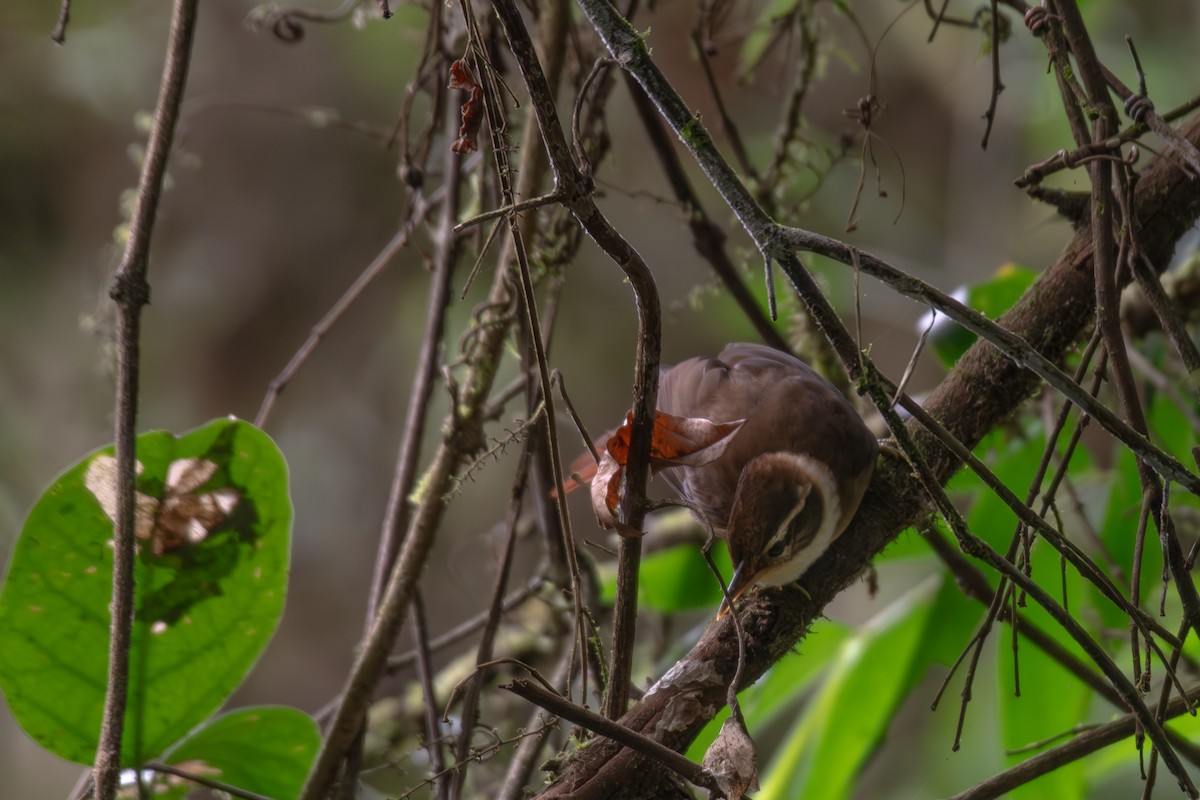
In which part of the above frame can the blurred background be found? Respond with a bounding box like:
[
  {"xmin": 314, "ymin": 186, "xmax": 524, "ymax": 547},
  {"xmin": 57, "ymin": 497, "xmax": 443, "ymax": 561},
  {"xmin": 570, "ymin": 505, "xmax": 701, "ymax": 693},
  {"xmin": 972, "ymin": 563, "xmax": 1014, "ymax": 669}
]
[{"xmin": 2, "ymin": 0, "xmax": 1199, "ymax": 795}]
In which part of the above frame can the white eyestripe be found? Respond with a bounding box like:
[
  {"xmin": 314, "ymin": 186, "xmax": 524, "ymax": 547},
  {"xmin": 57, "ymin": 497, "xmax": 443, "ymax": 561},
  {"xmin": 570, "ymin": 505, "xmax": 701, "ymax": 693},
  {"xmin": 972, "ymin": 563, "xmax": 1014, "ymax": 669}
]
[{"xmin": 758, "ymin": 452, "xmax": 843, "ymax": 588}]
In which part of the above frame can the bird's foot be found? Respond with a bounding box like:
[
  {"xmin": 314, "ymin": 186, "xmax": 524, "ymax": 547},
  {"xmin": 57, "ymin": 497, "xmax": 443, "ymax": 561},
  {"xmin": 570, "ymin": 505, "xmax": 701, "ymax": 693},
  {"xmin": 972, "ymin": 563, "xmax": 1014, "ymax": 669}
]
[{"xmin": 877, "ymin": 439, "xmax": 907, "ymax": 463}]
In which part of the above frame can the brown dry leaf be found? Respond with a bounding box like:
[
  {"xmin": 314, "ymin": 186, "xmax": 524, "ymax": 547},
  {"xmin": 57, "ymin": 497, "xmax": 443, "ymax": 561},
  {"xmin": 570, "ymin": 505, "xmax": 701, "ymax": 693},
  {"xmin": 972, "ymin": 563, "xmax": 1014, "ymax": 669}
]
[
  {"xmin": 586, "ymin": 411, "xmax": 744, "ymax": 532},
  {"xmin": 84, "ymin": 455, "xmax": 240, "ymax": 556},
  {"xmin": 701, "ymin": 716, "xmax": 759, "ymax": 800}
]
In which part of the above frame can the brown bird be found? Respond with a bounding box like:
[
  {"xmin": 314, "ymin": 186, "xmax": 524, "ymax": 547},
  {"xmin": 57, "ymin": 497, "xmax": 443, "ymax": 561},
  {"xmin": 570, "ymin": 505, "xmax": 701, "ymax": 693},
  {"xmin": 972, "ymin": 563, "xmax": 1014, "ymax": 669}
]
[{"xmin": 652, "ymin": 343, "xmax": 878, "ymax": 611}]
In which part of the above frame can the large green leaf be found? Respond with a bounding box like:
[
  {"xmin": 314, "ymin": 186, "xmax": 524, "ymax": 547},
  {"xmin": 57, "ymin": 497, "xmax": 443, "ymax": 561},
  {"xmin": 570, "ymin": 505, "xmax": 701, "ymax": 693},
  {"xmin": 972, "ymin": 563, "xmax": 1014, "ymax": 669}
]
[
  {"xmin": 996, "ymin": 531, "xmax": 1091, "ymax": 800},
  {"xmin": 0, "ymin": 418, "xmax": 291, "ymax": 765},
  {"xmin": 964, "ymin": 429, "xmax": 1052, "ymax": 553},
  {"xmin": 930, "ymin": 264, "xmax": 1037, "ymax": 368},
  {"xmin": 1094, "ymin": 391, "xmax": 1198, "ymax": 630},
  {"xmin": 757, "ymin": 574, "xmax": 943, "ymax": 800},
  {"xmin": 159, "ymin": 706, "xmax": 319, "ymax": 799},
  {"xmin": 598, "ymin": 525, "xmax": 735, "ymax": 612}
]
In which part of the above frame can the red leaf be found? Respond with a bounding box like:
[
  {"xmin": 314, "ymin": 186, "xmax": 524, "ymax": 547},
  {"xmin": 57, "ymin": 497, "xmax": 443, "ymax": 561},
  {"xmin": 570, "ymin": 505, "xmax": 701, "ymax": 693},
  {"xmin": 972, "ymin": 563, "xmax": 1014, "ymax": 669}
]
[
  {"xmin": 448, "ymin": 60, "xmax": 484, "ymax": 155},
  {"xmin": 583, "ymin": 411, "xmax": 744, "ymax": 532},
  {"xmin": 447, "ymin": 59, "xmax": 477, "ymax": 91},
  {"xmin": 556, "ymin": 449, "xmax": 601, "ymax": 497}
]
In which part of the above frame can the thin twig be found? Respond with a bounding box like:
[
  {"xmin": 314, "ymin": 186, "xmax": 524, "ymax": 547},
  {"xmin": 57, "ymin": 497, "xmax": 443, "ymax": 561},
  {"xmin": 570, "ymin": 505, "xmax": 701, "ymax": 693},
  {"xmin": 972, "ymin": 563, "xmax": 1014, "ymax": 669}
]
[
  {"xmin": 453, "ymin": 191, "xmax": 564, "ymax": 233},
  {"xmin": 496, "ymin": 650, "xmax": 574, "ymax": 800},
  {"xmin": 390, "ymin": 0, "xmax": 444, "ymax": 152},
  {"xmin": 49, "ymin": 0, "xmax": 71, "ymax": 43},
  {"xmin": 182, "ymin": 97, "xmax": 397, "ymax": 143},
  {"xmin": 450, "ymin": 441, "xmax": 532, "ymax": 800},
  {"xmin": 468, "ymin": 0, "xmax": 592, "ymax": 711},
  {"xmin": 502, "ymin": 678, "xmax": 726, "ymax": 797},
  {"xmin": 393, "ymin": 718, "xmax": 558, "ymax": 800},
  {"xmin": 94, "ymin": 0, "xmax": 199, "ymax": 797},
  {"xmin": 254, "ymin": 192, "xmax": 440, "ymax": 427},
  {"xmin": 143, "ymin": 762, "xmax": 275, "ymax": 800},
  {"xmin": 489, "ymin": 0, "xmax": 665, "ymax": 722},
  {"xmin": 384, "ymin": 580, "xmax": 544, "ymax": 674},
  {"xmin": 366, "ymin": 115, "xmax": 462, "ymax": 620},
  {"xmin": 504, "ymin": 1, "xmax": 576, "ymax": 601},
  {"xmin": 409, "ymin": 592, "xmax": 449, "ymax": 800},
  {"xmin": 624, "ymin": 72, "xmax": 790, "ymax": 352},
  {"xmin": 689, "ymin": 25, "xmax": 756, "ymax": 182},
  {"xmin": 310, "ymin": 580, "xmax": 545, "ymax": 727},
  {"xmin": 760, "ymin": 0, "xmax": 820, "ymax": 198},
  {"xmin": 979, "ymin": 0, "xmax": 1003, "ymax": 149},
  {"xmin": 251, "ymin": 0, "xmax": 361, "ymax": 43}
]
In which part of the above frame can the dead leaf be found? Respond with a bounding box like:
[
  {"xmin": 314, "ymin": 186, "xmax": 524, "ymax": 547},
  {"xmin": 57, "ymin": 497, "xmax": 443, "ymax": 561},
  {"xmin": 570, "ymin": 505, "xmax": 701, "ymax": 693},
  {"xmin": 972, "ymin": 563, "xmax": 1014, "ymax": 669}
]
[
  {"xmin": 584, "ymin": 411, "xmax": 744, "ymax": 532},
  {"xmin": 448, "ymin": 58, "xmax": 483, "ymax": 155},
  {"xmin": 84, "ymin": 455, "xmax": 240, "ymax": 556},
  {"xmin": 701, "ymin": 716, "xmax": 759, "ymax": 800}
]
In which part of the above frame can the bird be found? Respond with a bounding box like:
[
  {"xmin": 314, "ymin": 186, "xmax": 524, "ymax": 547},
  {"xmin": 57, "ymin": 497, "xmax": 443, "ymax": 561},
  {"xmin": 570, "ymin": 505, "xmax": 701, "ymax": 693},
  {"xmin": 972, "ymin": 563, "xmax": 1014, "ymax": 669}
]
[{"xmin": 649, "ymin": 343, "xmax": 879, "ymax": 613}]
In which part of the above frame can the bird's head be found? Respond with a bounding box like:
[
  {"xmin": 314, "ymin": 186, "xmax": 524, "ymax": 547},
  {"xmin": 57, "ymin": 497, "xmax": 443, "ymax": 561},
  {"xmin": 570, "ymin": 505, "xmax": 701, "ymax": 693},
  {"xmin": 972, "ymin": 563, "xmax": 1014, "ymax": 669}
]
[{"xmin": 718, "ymin": 452, "xmax": 842, "ymax": 617}]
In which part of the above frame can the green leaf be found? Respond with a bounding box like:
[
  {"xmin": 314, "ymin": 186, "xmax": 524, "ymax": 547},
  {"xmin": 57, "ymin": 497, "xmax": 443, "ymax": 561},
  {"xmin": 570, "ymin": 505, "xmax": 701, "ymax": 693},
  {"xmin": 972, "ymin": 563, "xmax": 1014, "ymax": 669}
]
[
  {"xmin": 996, "ymin": 531, "xmax": 1091, "ymax": 800},
  {"xmin": 158, "ymin": 706, "xmax": 320, "ymax": 799},
  {"xmin": 918, "ymin": 556, "xmax": 989, "ymax": 669},
  {"xmin": 872, "ymin": 525, "xmax": 933, "ymax": 562},
  {"xmin": 1094, "ymin": 391, "xmax": 1199, "ymax": 630},
  {"xmin": 0, "ymin": 418, "xmax": 292, "ymax": 765},
  {"xmin": 931, "ymin": 264, "xmax": 1037, "ymax": 368},
  {"xmin": 598, "ymin": 523, "xmax": 734, "ymax": 612},
  {"xmin": 640, "ymin": 540, "xmax": 733, "ymax": 612},
  {"xmin": 1146, "ymin": 388, "xmax": 1199, "ymax": 463},
  {"xmin": 738, "ymin": 0, "xmax": 803, "ymax": 75},
  {"xmin": 757, "ymin": 574, "xmax": 943, "ymax": 800},
  {"xmin": 964, "ymin": 429, "xmax": 1050, "ymax": 553}
]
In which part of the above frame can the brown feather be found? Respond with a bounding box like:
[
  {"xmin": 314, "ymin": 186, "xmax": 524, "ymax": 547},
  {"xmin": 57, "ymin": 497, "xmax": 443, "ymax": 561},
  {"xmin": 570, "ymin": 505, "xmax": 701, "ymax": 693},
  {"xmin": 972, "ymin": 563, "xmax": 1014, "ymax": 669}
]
[{"xmin": 656, "ymin": 343, "xmax": 877, "ymax": 533}]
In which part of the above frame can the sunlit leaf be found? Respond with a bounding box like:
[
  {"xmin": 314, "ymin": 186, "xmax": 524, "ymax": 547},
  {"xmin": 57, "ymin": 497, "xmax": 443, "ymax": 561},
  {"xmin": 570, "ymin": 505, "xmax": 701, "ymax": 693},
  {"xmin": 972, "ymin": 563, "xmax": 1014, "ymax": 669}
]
[
  {"xmin": 995, "ymin": 527, "xmax": 1091, "ymax": 800},
  {"xmin": 757, "ymin": 575, "xmax": 942, "ymax": 800},
  {"xmin": 0, "ymin": 418, "xmax": 292, "ymax": 765},
  {"xmin": 158, "ymin": 706, "xmax": 320, "ymax": 799},
  {"xmin": 929, "ymin": 264, "xmax": 1037, "ymax": 368}
]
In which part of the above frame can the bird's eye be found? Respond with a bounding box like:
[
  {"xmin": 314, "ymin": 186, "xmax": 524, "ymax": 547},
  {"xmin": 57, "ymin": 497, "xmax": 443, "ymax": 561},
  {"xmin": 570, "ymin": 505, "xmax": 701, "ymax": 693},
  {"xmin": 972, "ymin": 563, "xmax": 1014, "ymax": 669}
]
[{"xmin": 766, "ymin": 540, "xmax": 786, "ymax": 559}]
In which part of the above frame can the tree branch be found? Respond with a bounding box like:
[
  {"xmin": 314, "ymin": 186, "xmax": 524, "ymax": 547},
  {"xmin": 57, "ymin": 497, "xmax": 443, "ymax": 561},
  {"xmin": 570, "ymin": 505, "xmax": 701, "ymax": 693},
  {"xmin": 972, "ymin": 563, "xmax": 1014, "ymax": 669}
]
[{"xmin": 95, "ymin": 0, "xmax": 199, "ymax": 796}]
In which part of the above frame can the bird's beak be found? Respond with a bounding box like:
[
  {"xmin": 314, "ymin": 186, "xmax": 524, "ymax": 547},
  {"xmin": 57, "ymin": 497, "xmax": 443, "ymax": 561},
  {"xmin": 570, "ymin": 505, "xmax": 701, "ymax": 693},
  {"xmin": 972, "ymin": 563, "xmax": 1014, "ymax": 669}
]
[{"xmin": 716, "ymin": 559, "xmax": 757, "ymax": 619}]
